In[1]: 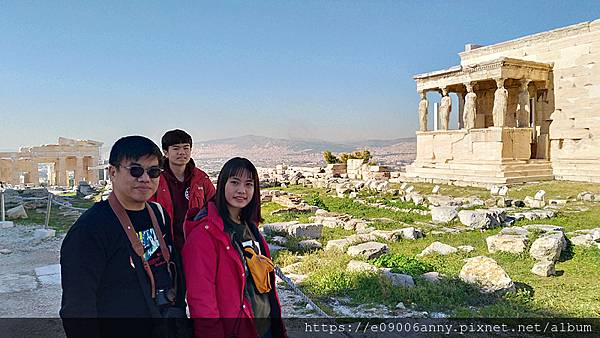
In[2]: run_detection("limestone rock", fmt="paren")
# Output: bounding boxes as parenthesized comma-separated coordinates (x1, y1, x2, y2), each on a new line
(498, 186, 509, 196)
(500, 226, 529, 236)
(458, 209, 505, 229)
(570, 234, 595, 246)
(398, 227, 423, 240)
(534, 190, 546, 201)
(578, 191, 594, 202)
(263, 221, 298, 235)
(523, 224, 563, 233)
(529, 233, 564, 262)
(270, 236, 288, 246)
(430, 206, 458, 223)
(411, 194, 425, 206)
(324, 234, 375, 251)
(298, 239, 322, 250)
(457, 245, 475, 253)
(380, 269, 415, 288)
(486, 234, 528, 254)
(459, 256, 515, 294)
(370, 230, 402, 242)
(524, 196, 546, 208)
(288, 223, 323, 239)
(346, 260, 378, 273)
(421, 271, 442, 282)
(6, 205, 27, 219)
(417, 241, 457, 257)
(531, 260, 556, 277)
(346, 242, 388, 260)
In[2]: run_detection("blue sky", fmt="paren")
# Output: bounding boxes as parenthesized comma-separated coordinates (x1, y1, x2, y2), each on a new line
(1, 1, 599, 151)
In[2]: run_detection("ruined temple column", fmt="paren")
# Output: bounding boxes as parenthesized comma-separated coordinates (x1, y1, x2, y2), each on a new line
(439, 87, 452, 130)
(492, 77, 508, 127)
(463, 82, 477, 130)
(89, 157, 100, 183)
(10, 159, 19, 185)
(56, 157, 67, 187)
(29, 161, 39, 185)
(516, 79, 531, 128)
(457, 90, 466, 129)
(418, 90, 429, 131)
(75, 156, 85, 184)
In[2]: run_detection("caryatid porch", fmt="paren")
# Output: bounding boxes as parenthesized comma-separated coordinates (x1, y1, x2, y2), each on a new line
(406, 57, 555, 187)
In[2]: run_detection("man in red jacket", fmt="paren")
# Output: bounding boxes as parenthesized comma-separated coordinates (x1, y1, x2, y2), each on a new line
(152, 129, 216, 253)
(151, 129, 215, 334)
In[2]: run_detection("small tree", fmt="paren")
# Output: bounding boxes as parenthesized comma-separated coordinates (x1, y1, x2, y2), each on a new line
(323, 150, 340, 164)
(323, 149, 372, 164)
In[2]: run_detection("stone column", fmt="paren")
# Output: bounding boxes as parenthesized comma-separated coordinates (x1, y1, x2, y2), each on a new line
(418, 90, 429, 132)
(463, 82, 477, 130)
(439, 87, 452, 130)
(75, 156, 85, 184)
(516, 79, 531, 128)
(457, 90, 466, 129)
(56, 157, 67, 187)
(492, 78, 508, 127)
(10, 159, 19, 185)
(29, 161, 39, 185)
(433, 103, 439, 131)
(89, 157, 100, 183)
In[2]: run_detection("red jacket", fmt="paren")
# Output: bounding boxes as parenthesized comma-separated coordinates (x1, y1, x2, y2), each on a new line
(182, 202, 287, 338)
(151, 166, 215, 245)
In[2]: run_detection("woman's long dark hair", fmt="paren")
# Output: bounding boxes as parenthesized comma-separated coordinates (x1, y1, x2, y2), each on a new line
(214, 157, 263, 225)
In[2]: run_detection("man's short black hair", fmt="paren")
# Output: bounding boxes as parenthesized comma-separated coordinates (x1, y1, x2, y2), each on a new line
(109, 135, 164, 167)
(161, 129, 192, 151)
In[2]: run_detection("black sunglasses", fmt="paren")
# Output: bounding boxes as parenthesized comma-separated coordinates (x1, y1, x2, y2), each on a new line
(122, 165, 162, 179)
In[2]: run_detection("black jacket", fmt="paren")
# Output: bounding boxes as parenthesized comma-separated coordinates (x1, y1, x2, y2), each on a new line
(60, 200, 172, 338)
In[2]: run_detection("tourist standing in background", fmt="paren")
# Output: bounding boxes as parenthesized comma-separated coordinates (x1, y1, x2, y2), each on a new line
(151, 129, 215, 335)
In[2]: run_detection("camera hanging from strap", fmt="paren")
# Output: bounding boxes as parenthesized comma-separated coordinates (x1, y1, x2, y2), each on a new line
(108, 192, 175, 299)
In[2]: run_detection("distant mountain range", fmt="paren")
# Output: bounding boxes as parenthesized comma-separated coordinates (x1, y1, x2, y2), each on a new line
(196, 134, 416, 153)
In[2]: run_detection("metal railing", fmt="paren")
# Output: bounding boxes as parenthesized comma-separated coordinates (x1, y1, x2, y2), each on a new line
(0, 191, 88, 228)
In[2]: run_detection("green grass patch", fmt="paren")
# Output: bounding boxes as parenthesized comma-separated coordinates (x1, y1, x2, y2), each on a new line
(371, 253, 434, 276)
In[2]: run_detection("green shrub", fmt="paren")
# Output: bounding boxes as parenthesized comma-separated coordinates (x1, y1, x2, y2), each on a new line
(307, 193, 328, 211)
(371, 253, 434, 276)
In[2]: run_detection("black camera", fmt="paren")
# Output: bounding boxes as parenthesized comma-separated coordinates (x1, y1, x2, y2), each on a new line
(155, 288, 176, 307)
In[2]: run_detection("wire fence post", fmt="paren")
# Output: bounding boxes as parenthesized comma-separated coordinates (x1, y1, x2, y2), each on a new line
(0, 190, 5, 222)
(44, 193, 53, 229)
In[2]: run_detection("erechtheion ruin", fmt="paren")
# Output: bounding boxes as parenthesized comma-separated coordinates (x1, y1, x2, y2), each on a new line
(0, 137, 102, 187)
(406, 19, 600, 186)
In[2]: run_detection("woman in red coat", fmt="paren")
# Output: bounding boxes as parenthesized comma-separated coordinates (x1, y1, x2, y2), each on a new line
(182, 157, 287, 338)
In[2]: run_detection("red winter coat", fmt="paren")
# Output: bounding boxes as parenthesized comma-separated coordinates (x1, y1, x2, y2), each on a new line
(151, 166, 215, 247)
(182, 202, 287, 338)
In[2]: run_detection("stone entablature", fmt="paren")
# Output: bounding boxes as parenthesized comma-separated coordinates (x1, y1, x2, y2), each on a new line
(0, 137, 102, 187)
(414, 58, 551, 93)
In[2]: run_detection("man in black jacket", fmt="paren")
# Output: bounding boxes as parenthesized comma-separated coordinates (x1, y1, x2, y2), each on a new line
(60, 136, 176, 338)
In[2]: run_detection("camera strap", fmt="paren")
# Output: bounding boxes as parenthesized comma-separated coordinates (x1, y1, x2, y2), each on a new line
(108, 192, 172, 299)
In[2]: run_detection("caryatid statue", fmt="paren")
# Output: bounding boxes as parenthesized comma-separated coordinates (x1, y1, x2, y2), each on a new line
(418, 90, 428, 131)
(516, 79, 531, 127)
(463, 83, 477, 130)
(492, 78, 508, 127)
(439, 87, 452, 130)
